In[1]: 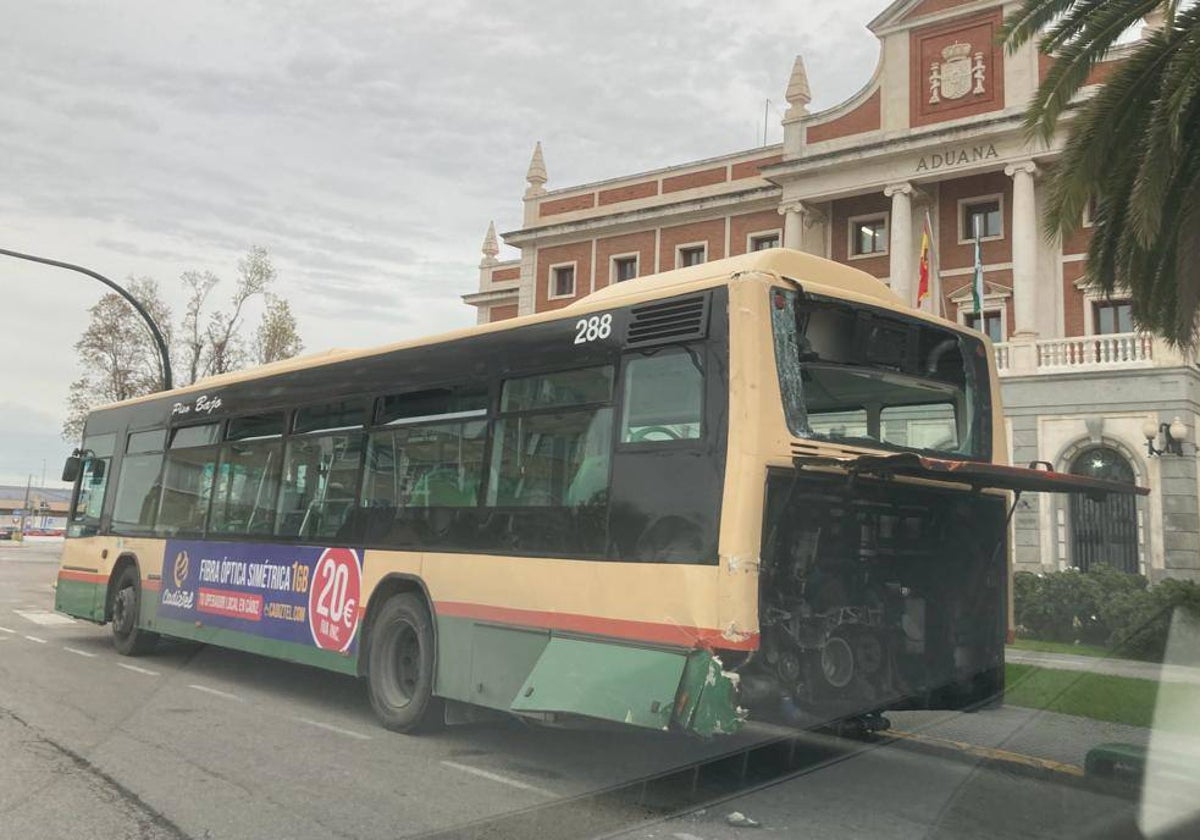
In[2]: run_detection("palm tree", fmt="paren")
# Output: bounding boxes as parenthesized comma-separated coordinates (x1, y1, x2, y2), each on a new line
(1002, 1, 1200, 346)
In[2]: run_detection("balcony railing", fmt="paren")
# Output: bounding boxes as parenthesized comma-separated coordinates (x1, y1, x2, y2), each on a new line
(994, 332, 1177, 376)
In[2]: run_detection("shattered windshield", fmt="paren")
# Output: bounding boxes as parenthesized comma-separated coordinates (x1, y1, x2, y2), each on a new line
(770, 286, 991, 460)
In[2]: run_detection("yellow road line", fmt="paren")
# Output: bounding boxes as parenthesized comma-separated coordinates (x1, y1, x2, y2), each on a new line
(889, 729, 1085, 777)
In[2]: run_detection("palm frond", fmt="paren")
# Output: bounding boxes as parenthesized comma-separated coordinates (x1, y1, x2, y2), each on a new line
(1000, 0, 1082, 51)
(1024, 0, 1165, 139)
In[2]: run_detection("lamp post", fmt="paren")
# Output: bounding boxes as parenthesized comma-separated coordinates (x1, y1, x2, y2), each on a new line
(1142, 416, 1189, 457)
(0, 247, 173, 390)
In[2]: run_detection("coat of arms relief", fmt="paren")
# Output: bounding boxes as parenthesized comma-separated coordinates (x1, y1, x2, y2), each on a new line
(929, 41, 986, 104)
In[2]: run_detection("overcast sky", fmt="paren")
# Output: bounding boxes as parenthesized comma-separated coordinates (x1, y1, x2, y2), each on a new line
(1, 0, 884, 487)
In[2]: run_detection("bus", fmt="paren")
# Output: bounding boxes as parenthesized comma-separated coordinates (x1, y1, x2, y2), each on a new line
(54, 249, 1145, 736)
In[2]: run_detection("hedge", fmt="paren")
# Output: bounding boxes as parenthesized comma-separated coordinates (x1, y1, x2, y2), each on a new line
(1013, 566, 1200, 661)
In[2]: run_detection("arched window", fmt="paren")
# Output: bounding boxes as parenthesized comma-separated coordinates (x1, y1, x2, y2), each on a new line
(1069, 446, 1138, 573)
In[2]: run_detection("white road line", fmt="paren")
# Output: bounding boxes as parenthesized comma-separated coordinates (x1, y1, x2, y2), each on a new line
(294, 718, 372, 741)
(63, 647, 97, 658)
(117, 663, 160, 676)
(13, 609, 75, 626)
(187, 684, 243, 702)
(440, 760, 557, 798)
(24, 635, 47, 644)
(0, 626, 15, 634)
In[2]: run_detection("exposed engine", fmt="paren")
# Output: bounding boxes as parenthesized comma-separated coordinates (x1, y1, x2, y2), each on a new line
(741, 471, 1008, 726)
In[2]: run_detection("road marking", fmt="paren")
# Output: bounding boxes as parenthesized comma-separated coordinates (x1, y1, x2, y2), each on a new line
(888, 729, 1085, 777)
(13, 609, 75, 626)
(187, 684, 243, 702)
(0, 626, 15, 634)
(63, 647, 97, 658)
(294, 717, 372, 741)
(24, 635, 48, 644)
(117, 663, 159, 676)
(440, 760, 557, 798)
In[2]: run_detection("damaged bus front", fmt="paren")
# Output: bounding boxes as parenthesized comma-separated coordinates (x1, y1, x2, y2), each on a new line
(727, 284, 1148, 730)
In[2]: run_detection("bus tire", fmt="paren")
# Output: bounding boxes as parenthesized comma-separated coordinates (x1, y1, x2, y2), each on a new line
(367, 593, 443, 732)
(111, 566, 159, 656)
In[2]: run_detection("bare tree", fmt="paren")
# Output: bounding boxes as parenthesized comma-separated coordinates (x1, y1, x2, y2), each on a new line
(179, 270, 219, 386)
(64, 247, 304, 439)
(205, 246, 275, 376)
(63, 277, 172, 439)
(254, 294, 304, 364)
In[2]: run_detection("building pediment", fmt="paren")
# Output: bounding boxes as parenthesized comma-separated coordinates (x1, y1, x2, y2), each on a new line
(869, 0, 1001, 35)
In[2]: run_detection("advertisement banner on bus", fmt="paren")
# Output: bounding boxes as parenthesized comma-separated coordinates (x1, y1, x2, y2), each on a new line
(158, 540, 362, 654)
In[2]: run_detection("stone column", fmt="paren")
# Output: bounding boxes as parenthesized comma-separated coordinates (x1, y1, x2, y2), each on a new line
(1006, 161, 1039, 337)
(779, 202, 804, 249)
(884, 182, 915, 305)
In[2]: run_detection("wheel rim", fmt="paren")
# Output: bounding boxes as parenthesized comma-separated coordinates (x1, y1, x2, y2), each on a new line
(380, 620, 421, 709)
(113, 586, 136, 636)
(821, 636, 855, 689)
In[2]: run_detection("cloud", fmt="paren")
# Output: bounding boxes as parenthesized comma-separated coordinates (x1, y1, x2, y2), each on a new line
(0, 0, 883, 445)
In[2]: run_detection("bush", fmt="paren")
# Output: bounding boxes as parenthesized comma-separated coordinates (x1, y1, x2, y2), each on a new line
(1012, 566, 1200, 661)
(1110, 577, 1200, 661)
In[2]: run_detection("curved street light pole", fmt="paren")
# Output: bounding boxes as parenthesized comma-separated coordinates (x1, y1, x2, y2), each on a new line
(0, 247, 173, 391)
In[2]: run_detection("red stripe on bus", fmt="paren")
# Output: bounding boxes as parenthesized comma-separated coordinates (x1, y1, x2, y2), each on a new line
(434, 601, 759, 651)
(143, 579, 162, 592)
(57, 569, 106, 585)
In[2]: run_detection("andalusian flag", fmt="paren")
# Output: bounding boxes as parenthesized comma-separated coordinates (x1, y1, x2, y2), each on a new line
(917, 211, 934, 310)
(972, 216, 984, 314)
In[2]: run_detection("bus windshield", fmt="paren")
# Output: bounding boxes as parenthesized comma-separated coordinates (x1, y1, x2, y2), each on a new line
(770, 286, 991, 460)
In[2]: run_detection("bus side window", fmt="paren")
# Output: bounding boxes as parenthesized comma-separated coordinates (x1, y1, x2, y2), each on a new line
(489, 366, 614, 508)
(361, 419, 486, 513)
(111, 428, 167, 534)
(276, 432, 363, 540)
(155, 424, 221, 536)
(620, 347, 704, 443)
(210, 413, 285, 536)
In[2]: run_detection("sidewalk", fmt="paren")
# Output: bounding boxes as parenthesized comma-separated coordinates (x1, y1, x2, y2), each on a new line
(1006, 646, 1200, 686)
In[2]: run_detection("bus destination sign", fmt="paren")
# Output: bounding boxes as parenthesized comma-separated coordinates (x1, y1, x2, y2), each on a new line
(157, 541, 362, 654)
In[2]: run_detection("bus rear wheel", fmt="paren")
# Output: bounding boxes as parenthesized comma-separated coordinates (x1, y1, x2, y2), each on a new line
(367, 593, 443, 732)
(110, 566, 159, 656)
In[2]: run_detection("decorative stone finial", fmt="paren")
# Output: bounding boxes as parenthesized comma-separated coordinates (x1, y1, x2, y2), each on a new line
(480, 221, 499, 267)
(525, 141, 548, 197)
(784, 54, 811, 119)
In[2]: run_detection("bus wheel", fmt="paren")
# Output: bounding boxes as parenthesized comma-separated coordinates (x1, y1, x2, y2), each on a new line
(111, 566, 159, 656)
(367, 593, 443, 732)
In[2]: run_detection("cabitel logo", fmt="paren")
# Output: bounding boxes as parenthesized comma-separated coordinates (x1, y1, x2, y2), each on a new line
(161, 588, 195, 609)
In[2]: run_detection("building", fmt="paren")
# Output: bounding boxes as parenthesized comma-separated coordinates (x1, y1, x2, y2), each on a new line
(0, 485, 70, 536)
(464, 0, 1198, 582)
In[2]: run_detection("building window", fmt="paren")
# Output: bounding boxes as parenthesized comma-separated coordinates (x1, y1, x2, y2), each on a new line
(612, 255, 638, 283)
(677, 245, 706, 268)
(1093, 300, 1133, 335)
(749, 232, 780, 252)
(1082, 196, 1098, 228)
(849, 215, 887, 257)
(964, 310, 1003, 343)
(549, 264, 575, 299)
(961, 197, 1003, 241)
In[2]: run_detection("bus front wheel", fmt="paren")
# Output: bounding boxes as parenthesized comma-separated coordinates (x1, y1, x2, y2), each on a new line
(110, 566, 159, 656)
(367, 593, 443, 732)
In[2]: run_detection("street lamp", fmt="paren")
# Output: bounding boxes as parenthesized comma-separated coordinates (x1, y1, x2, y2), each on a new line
(1142, 416, 1189, 457)
(0, 247, 173, 390)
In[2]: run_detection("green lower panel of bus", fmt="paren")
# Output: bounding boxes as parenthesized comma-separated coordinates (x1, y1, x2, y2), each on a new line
(55, 578, 105, 622)
(150, 616, 360, 676)
(434, 614, 743, 736)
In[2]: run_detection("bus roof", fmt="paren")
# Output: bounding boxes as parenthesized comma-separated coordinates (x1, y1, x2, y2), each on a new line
(93, 248, 909, 412)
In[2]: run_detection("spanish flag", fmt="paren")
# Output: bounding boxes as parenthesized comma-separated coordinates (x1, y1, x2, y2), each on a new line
(917, 211, 934, 310)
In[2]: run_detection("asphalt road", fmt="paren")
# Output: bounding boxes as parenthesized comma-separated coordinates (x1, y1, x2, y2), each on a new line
(0, 542, 1148, 840)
